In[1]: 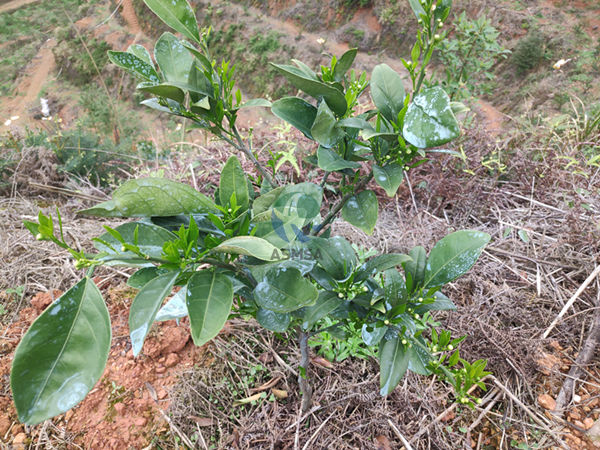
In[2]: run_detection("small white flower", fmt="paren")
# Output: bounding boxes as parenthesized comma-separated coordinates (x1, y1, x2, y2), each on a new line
(175, 123, 182, 131)
(316, 37, 325, 45)
(4, 119, 11, 126)
(10, 115, 19, 121)
(431, 4, 436, 11)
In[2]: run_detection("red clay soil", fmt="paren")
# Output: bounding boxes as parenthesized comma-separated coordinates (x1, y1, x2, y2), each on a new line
(0, 281, 212, 448)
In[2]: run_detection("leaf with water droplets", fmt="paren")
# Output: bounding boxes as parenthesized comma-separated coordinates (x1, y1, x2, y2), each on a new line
(402, 87, 460, 149)
(372, 163, 404, 197)
(11, 278, 111, 425)
(108, 51, 160, 82)
(341, 190, 378, 234)
(254, 267, 318, 313)
(423, 230, 490, 288)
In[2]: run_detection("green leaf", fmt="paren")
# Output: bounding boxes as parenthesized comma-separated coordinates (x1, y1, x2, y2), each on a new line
(252, 186, 286, 216)
(271, 97, 317, 139)
(307, 236, 357, 280)
(407, 0, 426, 19)
(93, 222, 176, 263)
(372, 163, 404, 197)
(239, 98, 272, 108)
(128, 267, 165, 289)
(383, 269, 406, 307)
(11, 278, 111, 425)
(127, 44, 154, 67)
(408, 339, 432, 375)
(371, 64, 406, 123)
(301, 291, 341, 330)
(154, 32, 194, 84)
(80, 178, 217, 217)
(219, 156, 249, 211)
(252, 208, 306, 248)
(187, 271, 233, 346)
(402, 87, 460, 149)
(341, 190, 378, 234)
(415, 291, 456, 313)
(403, 246, 427, 290)
(333, 48, 358, 82)
(137, 81, 184, 104)
(317, 146, 361, 171)
(311, 101, 345, 148)
(271, 63, 348, 116)
(129, 271, 179, 356)
(143, 0, 200, 43)
(271, 182, 323, 227)
(379, 336, 409, 396)
(155, 288, 187, 321)
(254, 267, 318, 313)
(362, 324, 387, 346)
(108, 51, 160, 82)
(256, 309, 291, 332)
(423, 230, 490, 288)
(213, 236, 283, 261)
(355, 253, 412, 282)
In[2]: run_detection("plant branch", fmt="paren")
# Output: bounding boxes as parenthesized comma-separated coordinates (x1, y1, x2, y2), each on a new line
(297, 329, 313, 414)
(230, 124, 276, 187)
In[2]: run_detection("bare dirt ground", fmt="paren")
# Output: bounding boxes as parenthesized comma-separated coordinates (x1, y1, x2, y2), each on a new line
(0, 0, 38, 14)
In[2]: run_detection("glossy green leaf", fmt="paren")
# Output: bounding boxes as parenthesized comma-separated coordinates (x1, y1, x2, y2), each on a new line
(188, 62, 214, 99)
(137, 81, 185, 104)
(341, 190, 378, 234)
(271, 63, 347, 116)
(252, 186, 285, 216)
(408, 339, 432, 375)
(247, 257, 315, 283)
(307, 236, 357, 280)
(239, 98, 272, 108)
(187, 271, 233, 346)
(415, 291, 456, 313)
(213, 236, 283, 261)
(301, 291, 341, 330)
(402, 87, 460, 149)
(333, 48, 358, 82)
(128, 267, 166, 289)
(256, 309, 291, 332)
(362, 324, 387, 346)
(311, 101, 345, 148)
(254, 267, 318, 313)
(379, 336, 409, 395)
(108, 51, 160, 82)
(407, 0, 426, 19)
(271, 97, 317, 139)
(219, 156, 249, 211)
(80, 178, 217, 217)
(252, 208, 306, 248)
(127, 44, 154, 67)
(93, 222, 176, 263)
(383, 269, 406, 307)
(11, 278, 111, 425)
(423, 230, 490, 288)
(154, 32, 194, 84)
(355, 253, 412, 282)
(271, 182, 323, 227)
(403, 246, 427, 290)
(155, 288, 187, 321)
(371, 64, 406, 123)
(373, 163, 404, 197)
(129, 271, 179, 356)
(143, 0, 200, 43)
(140, 97, 182, 114)
(317, 146, 361, 171)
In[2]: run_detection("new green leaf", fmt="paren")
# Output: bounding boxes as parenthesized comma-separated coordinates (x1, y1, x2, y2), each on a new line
(219, 156, 249, 211)
(213, 236, 283, 261)
(11, 278, 111, 425)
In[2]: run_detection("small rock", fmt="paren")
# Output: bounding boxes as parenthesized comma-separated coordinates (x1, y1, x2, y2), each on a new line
(538, 394, 556, 411)
(157, 388, 168, 400)
(0, 416, 10, 436)
(13, 432, 27, 444)
(65, 409, 74, 421)
(584, 418, 595, 429)
(155, 365, 166, 374)
(573, 394, 582, 403)
(134, 417, 147, 427)
(588, 418, 600, 443)
(574, 420, 585, 429)
(113, 403, 125, 414)
(164, 353, 179, 368)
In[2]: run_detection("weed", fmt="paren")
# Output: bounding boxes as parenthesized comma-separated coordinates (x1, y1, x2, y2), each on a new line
(511, 31, 546, 75)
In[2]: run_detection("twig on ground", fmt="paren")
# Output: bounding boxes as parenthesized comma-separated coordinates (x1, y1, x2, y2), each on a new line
(542, 265, 600, 338)
(387, 419, 414, 450)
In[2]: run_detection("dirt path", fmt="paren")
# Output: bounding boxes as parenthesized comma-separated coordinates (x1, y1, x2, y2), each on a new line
(120, 0, 141, 36)
(1, 38, 56, 128)
(477, 99, 506, 138)
(0, 0, 39, 14)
